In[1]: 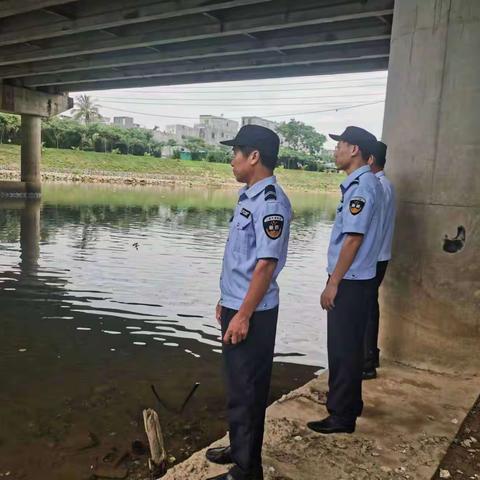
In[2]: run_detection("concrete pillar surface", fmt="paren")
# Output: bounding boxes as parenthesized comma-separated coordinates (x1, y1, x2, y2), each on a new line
(381, 0, 480, 373)
(20, 114, 41, 195)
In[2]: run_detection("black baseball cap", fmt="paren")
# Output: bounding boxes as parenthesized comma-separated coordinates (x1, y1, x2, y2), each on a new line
(329, 126, 377, 157)
(220, 124, 280, 160)
(373, 141, 387, 163)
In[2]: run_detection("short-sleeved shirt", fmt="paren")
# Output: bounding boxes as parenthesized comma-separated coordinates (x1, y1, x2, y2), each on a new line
(376, 170, 396, 262)
(327, 165, 384, 280)
(220, 176, 292, 311)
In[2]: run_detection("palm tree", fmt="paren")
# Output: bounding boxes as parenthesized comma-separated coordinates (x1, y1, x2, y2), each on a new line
(73, 95, 101, 124)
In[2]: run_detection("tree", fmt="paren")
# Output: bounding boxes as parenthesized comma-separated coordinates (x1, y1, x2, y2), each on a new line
(184, 136, 208, 160)
(277, 119, 327, 156)
(72, 94, 101, 124)
(0, 113, 20, 144)
(43, 117, 69, 148)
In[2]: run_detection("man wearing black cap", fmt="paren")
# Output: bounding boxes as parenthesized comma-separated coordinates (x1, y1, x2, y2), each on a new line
(206, 125, 292, 480)
(363, 141, 396, 380)
(307, 126, 384, 434)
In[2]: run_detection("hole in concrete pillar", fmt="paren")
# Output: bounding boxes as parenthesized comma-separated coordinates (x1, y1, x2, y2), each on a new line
(443, 226, 466, 253)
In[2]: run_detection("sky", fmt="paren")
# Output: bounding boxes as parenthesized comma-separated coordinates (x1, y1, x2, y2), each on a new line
(74, 70, 388, 149)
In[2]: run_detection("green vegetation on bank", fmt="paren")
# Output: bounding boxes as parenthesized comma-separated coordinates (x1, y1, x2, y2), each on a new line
(0, 144, 344, 192)
(0, 111, 335, 172)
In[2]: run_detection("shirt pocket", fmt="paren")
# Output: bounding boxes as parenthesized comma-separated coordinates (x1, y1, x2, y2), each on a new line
(233, 215, 254, 255)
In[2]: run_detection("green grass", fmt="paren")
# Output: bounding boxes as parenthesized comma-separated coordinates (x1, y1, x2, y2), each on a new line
(0, 144, 344, 192)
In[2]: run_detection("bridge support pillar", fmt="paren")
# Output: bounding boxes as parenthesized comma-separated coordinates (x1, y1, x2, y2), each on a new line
(20, 114, 42, 197)
(380, 0, 480, 373)
(0, 84, 72, 198)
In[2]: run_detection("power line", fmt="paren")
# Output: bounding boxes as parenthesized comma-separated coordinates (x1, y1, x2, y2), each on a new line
(95, 93, 385, 104)
(98, 100, 379, 107)
(92, 82, 387, 96)
(99, 100, 385, 121)
(263, 100, 385, 118)
(100, 75, 388, 91)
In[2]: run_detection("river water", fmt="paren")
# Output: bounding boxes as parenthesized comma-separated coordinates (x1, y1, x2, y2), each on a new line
(0, 182, 338, 479)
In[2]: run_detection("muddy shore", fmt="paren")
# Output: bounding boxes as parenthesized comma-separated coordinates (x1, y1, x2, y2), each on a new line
(161, 362, 480, 480)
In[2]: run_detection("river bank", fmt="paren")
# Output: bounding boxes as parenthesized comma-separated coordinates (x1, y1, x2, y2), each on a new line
(162, 362, 480, 480)
(0, 144, 343, 192)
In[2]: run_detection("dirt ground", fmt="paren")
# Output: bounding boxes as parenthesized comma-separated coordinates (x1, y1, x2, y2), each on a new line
(161, 362, 480, 480)
(434, 394, 480, 480)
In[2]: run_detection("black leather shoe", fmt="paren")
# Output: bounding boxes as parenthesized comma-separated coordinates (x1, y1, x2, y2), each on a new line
(307, 415, 355, 434)
(362, 368, 377, 380)
(205, 446, 233, 465)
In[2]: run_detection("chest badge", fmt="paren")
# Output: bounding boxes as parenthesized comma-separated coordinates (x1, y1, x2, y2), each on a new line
(263, 214, 284, 240)
(349, 196, 366, 215)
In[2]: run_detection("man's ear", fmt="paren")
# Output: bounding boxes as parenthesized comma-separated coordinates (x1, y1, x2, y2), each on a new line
(351, 144, 360, 158)
(249, 149, 261, 166)
(367, 155, 374, 166)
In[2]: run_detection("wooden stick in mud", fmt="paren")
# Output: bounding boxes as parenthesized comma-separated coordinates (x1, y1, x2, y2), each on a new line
(143, 408, 167, 476)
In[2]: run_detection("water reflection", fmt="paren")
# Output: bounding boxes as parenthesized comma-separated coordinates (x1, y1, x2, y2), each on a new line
(0, 183, 338, 480)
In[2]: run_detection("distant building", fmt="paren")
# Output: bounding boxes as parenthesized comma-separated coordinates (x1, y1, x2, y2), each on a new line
(242, 116, 278, 131)
(150, 115, 240, 147)
(152, 130, 176, 144)
(165, 124, 198, 142)
(113, 116, 134, 129)
(241, 116, 284, 144)
(196, 115, 238, 145)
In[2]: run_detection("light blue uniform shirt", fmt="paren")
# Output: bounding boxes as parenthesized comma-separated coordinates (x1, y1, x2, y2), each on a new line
(220, 176, 292, 311)
(327, 165, 384, 280)
(376, 170, 396, 262)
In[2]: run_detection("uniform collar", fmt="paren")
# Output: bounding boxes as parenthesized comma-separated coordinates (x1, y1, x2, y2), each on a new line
(240, 175, 277, 199)
(375, 170, 385, 178)
(340, 165, 371, 193)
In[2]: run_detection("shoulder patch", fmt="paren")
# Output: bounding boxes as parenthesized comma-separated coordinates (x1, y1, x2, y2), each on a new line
(264, 184, 277, 201)
(349, 196, 366, 215)
(263, 214, 284, 240)
(240, 208, 251, 219)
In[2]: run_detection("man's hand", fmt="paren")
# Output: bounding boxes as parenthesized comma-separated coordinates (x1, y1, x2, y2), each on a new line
(223, 312, 250, 345)
(321, 281, 338, 311)
(215, 301, 222, 325)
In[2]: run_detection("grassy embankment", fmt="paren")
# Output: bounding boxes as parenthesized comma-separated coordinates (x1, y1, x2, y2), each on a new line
(0, 144, 343, 192)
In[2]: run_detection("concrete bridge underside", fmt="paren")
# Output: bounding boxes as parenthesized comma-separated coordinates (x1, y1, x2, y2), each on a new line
(0, 0, 394, 194)
(0, 0, 478, 374)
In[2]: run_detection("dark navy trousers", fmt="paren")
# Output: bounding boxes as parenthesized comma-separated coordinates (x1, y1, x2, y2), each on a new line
(326, 278, 375, 422)
(364, 260, 389, 370)
(221, 306, 278, 478)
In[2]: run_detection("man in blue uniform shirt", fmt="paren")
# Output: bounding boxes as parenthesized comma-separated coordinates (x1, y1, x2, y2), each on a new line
(206, 125, 292, 480)
(363, 141, 396, 380)
(307, 126, 384, 434)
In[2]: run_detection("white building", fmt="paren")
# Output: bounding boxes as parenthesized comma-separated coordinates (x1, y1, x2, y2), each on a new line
(196, 115, 239, 145)
(165, 124, 198, 142)
(241, 116, 278, 132)
(113, 116, 134, 129)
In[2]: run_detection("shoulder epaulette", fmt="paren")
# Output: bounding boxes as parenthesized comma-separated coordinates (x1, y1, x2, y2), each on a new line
(264, 184, 277, 201)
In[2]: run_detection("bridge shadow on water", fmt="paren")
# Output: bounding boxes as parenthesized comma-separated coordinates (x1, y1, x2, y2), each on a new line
(0, 184, 333, 479)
